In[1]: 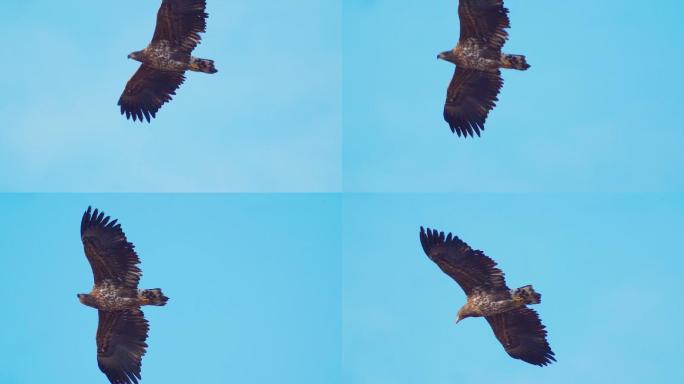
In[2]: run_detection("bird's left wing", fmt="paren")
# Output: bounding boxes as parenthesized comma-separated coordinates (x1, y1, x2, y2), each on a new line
(96, 309, 149, 384)
(443, 67, 503, 137)
(485, 307, 556, 366)
(118, 65, 186, 122)
(420, 227, 507, 295)
(458, 0, 510, 51)
(81, 207, 141, 288)
(152, 0, 208, 53)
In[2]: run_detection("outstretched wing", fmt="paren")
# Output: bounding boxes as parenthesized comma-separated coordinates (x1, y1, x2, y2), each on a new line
(443, 68, 502, 137)
(81, 207, 141, 288)
(485, 307, 556, 366)
(458, 0, 510, 51)
(420, 227, 507, 295)
(96, 309, 149, 384)
(152, 0, 208, 53)
(118, 65, 186, 122)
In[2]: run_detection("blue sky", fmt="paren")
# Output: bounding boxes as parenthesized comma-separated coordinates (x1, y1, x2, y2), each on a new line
(343, 0, 684, 192)
(0, 194, 341, 383)
(343, 193, 684, 383)
(0, 1, 340, 192)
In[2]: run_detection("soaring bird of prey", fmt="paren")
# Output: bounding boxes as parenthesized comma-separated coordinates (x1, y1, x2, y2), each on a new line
(118, 0, 217, 122)
(419, 227, 555, 366)
(78, 207, 168, 384)
(437, 0, 529, 137)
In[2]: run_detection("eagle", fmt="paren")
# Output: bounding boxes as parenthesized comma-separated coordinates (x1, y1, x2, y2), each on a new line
(118, 0, 217, 122)
(419, 227, 555, 366)
(437, 0, 529, 137)
(78, 207, 169, 384)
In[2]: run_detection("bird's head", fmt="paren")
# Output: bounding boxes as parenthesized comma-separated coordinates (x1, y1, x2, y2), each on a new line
(127, 51, 143, 62)
(77, 293, 97, 307)
(437, 50, 457, 64)
(455, 307, 471, 324)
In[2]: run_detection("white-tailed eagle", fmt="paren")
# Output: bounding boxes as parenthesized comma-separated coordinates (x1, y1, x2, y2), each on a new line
(119, 0, 217, 122)
(420, 227, 555, 366)
(437, 0, 529, 137)
(78, 207, 169, 383)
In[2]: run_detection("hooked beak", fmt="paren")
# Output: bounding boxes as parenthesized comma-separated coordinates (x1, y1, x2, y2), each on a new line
(455, 315, 462, 324)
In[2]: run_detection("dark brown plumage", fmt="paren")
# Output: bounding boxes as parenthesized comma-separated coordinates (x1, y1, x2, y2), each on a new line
(438, 0, 529, 137)
(79, 207, 168, 384)
(443, 68, 503, 137)
(96, 309, 149, 384)
(118, 66, 187, 123)
(118, 0, 216, 122)
(152, 0, 208, 53)
(420, 227, 555, 366)
(486, 308, 554, 367)
(81, 207, 141, 289)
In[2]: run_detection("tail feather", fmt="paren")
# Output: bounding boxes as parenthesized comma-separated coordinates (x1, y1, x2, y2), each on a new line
(513, 285, 541, 305)
(501, 54, 530, 70)
(139, 288, 169, 306)
(189, 57, 217, 74)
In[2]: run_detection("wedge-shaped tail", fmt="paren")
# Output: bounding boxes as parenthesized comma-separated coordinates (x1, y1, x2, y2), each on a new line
(139, 288, 169, 306)
(500, 54, 530, 70)
(189, 57, 218, 73)
(512, 285, 541, 305)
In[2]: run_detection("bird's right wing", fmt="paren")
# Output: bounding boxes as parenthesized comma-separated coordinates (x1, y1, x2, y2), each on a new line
(118, 65, 186, 122)
(458, 0, 510, 51)
(96, 309, 149, 384)
(443, 67, 503, 137)
(420, 227, 507, 295)
(485, 307, 556, 366)
(81, 207, 142, 288)
(152, 0, 208, 52)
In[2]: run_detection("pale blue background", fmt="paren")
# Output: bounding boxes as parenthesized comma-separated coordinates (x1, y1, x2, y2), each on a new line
(343, 0, 684, 191)
(343, 193, 684, 383)
(0, 194, 341, 383)
(0, 1, 340, 191)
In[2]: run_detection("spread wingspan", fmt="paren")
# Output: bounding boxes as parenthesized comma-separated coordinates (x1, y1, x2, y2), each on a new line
(440, 0, 521, 136)
(119, 0, 211, 122)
